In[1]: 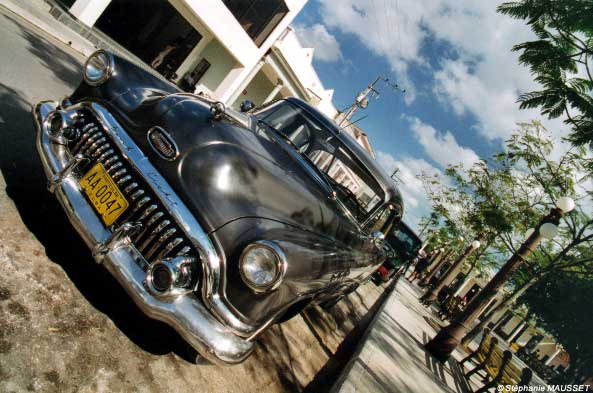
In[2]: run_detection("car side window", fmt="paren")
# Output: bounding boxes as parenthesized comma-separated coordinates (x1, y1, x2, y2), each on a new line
(258, 103, 313, 152)
(368, 205, 398, 234)
(309, 148, 382, 222)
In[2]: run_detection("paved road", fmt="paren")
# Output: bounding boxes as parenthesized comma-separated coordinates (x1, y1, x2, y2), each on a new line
(0, 8, 386, 393)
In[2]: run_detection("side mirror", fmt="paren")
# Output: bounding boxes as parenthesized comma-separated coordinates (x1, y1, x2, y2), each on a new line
(371, 231, 385, 246)
(240, 100, 255, 113)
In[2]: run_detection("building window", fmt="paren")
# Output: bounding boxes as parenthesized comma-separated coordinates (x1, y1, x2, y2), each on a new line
(223, 0, 288, 47)
(179, 58, 211, 92)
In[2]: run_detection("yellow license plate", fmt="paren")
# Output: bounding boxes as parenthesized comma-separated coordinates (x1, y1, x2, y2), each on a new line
(80, 163, 129, 226)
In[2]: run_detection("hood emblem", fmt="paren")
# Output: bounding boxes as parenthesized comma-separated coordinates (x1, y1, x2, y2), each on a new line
(147, 127, 179, 161)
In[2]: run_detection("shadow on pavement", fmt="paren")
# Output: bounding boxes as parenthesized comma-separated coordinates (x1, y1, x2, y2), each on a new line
(303, 280, 396, 393)
(2, 12, 81, 86)
(251, 324, 303, 393)
(0, 11, 397, 390)
(448, 357, 474, 393)
(0, 33, 188, 359)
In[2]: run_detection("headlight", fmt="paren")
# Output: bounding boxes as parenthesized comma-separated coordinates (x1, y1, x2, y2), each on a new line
(83, 50, 114, 86)
(239, 241, 287, 293)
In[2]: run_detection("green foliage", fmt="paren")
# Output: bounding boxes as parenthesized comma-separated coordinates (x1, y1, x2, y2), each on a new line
(498, 0, 593, 148)
(520, 271, 593, 381)
(422, 121, 593, 374)
(420, 120, 593, 292)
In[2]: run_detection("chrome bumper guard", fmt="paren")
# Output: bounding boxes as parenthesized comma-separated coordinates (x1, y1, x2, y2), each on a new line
(33, 101, 254, 364)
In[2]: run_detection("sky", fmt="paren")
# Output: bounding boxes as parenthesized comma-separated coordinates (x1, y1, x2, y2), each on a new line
(291, 0, 568, 233)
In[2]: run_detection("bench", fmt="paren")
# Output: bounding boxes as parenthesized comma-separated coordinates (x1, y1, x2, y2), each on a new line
(459, 329, 533, 392)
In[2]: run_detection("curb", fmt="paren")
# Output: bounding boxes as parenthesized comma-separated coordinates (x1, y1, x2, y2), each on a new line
(330, 277, 400, 392)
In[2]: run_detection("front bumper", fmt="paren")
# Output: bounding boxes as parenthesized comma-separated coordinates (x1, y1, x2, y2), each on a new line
(33, 100, 254, 364)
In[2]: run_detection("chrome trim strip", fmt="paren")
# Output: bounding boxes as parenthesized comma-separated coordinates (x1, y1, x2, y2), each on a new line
(33, 101, 254, 364)
(85, 103, 256, 335)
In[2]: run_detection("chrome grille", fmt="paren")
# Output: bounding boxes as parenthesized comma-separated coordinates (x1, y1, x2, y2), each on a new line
(67, 109, 198, 266)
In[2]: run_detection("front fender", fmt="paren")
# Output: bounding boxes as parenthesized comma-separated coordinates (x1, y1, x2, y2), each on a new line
(213, 217, 384, 328)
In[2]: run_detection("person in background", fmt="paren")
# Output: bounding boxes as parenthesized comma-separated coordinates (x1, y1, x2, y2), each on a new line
(151, 38, 182, 70)
(406, 250, 432, 282)
(399, 249, 425, 278)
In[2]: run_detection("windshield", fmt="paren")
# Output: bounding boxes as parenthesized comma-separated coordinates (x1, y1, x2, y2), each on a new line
(387, 225, 421, 258)
(256, 100, 385, 223)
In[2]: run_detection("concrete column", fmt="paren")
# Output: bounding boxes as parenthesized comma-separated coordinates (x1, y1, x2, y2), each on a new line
(263, 80, 284, 104)
(453, 277, 473, 298)
(225, 60, 265, 106)
(492, 311, 514, 334)
(507, 320, 527, 343)
(70, 0, 112, 27)
(545, 347, 562, 366)
(477, 297, 497, 319)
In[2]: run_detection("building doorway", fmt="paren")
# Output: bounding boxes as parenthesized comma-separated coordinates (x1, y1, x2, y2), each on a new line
(95, 0, 201, 79)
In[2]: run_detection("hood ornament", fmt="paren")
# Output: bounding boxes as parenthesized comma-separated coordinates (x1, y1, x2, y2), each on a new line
(210, 101, 226, 120)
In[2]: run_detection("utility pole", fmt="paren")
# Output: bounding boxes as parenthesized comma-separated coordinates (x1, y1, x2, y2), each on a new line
(339, 75, 405, 126)
(390, 167, 402, 183)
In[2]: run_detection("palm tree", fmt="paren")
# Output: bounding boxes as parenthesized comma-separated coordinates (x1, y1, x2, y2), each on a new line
(498, 0, 593, 148)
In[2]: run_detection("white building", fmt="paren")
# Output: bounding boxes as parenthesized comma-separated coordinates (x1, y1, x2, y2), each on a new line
(65, 0, 336, 118)
(229, 26, 337, 115)
(63, 0, 379, 162)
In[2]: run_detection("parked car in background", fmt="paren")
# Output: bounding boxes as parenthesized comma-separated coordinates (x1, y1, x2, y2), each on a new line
(372, 222, 422, 284)
(32, 51, 404, 364)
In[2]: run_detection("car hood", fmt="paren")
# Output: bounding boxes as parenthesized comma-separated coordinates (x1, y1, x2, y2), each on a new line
(108, 94, 352, 238)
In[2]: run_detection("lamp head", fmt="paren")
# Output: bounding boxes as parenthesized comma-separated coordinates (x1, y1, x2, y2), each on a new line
(539, 222, 559, 240)
(556, 196, 575, 213)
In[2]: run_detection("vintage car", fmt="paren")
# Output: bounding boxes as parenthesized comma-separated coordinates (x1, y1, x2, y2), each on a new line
(32, 50, 403, 364)
(372, 221, 422, 284)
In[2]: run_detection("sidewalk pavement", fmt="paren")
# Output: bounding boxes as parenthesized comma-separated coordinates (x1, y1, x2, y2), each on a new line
(0, 0, 161, 78)
(332, 279, 476, 393)
(0, 0, 95, 57)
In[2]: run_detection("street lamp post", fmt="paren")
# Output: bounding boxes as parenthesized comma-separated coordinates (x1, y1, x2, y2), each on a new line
(419, 248, 453, 287)
(420, 238, 481, 305)
(425, 198, 574, 363)
(421, 247, 443, 274)
(429, 247, 443, 264)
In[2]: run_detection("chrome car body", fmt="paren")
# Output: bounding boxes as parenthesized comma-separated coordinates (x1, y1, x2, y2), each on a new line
(33, 51, 403, 364)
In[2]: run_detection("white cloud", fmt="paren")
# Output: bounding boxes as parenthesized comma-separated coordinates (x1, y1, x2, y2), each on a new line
(294, 23, 342, 62)
(315, 0, 571, 141)
(317, 0, 431, 104)
(406, 116, 480, 170)
(376, 150, 444, 230)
